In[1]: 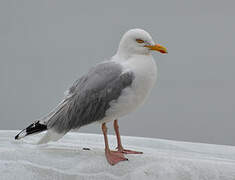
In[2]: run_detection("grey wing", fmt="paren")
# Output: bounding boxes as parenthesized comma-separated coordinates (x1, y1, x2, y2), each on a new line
(46, 61, 134, 133)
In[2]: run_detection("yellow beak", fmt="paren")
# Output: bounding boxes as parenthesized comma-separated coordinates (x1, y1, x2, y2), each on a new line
(145, 44, 168, 54)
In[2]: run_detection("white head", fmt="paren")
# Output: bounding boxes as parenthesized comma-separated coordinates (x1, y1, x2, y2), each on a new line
(117, 28, 167, 58)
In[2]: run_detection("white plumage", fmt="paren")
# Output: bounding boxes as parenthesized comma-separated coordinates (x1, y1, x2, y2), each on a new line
(15, 28, 167, 165)
(105, 54, 157, 121)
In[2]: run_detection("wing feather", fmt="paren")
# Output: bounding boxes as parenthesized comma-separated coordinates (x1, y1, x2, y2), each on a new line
(46, 61, 134, 133)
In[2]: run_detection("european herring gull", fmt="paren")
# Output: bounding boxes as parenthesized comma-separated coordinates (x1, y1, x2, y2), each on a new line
(15, 28, 167, 165)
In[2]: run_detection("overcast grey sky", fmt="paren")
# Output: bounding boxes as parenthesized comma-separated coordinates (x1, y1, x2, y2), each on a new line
(0, 0, 235, 145)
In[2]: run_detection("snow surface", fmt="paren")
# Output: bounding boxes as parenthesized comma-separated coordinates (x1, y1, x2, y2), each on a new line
(1, 130, 235, 180)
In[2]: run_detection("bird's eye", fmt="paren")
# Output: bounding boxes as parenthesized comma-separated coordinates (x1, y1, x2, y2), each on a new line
(136, 39, 144, 43)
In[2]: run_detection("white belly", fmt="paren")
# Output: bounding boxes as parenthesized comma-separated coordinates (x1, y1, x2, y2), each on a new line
(104, 55, 157, 121)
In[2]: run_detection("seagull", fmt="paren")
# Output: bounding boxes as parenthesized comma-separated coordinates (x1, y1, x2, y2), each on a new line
(15, 28, 167, 165)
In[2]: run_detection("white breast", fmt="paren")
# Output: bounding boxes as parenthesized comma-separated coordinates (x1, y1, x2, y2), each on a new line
(104, 55, 157, 121)
(126, 54, 157, 106)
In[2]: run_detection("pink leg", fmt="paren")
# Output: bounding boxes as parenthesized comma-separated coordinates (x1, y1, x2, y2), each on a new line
(102, 123, 128, 165)
(114, 120, 143, 154)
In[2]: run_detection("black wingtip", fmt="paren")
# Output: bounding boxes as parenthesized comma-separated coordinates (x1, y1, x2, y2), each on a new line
(14, 128, 26, 140)
(15, 134, 19, 140)
(15, 121, 47, 141)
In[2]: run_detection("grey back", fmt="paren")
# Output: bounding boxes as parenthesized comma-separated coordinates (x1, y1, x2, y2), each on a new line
(46, 61, 134, 133)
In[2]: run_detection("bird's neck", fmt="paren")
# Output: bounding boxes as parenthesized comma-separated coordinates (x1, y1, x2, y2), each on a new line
(113, 53, 157, 74)
(115, 49, 151, 61)
(116, 49, 130, 60)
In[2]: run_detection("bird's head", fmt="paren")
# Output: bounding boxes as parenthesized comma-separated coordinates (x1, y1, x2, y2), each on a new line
(117, 28, 167, 58)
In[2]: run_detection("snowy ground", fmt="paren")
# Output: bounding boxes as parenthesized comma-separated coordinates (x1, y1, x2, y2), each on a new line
(0, 131, 235, 180)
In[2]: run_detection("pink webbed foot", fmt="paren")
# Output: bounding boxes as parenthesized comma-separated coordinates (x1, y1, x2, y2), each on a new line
(105, 149, 128, 165)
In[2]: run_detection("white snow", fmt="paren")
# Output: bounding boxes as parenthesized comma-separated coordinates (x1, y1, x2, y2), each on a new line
(1, 130, 235, 180)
